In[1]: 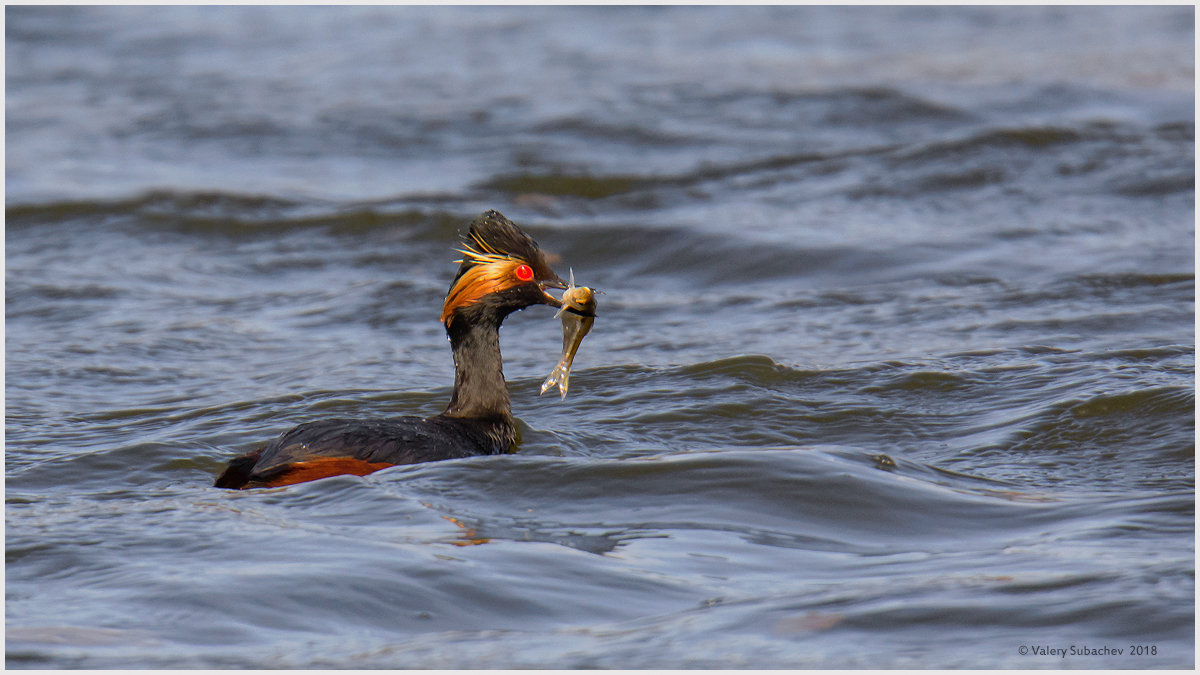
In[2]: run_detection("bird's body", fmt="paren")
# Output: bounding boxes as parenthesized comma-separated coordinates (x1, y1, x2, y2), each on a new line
(213, 415, 504, 489)
(214, 210, 570, 489)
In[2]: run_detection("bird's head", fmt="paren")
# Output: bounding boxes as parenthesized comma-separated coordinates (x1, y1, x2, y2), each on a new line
(441, 210, 567, 329)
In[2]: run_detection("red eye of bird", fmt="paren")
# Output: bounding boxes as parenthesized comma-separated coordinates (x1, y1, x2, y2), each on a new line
(515, 264, 534, 282)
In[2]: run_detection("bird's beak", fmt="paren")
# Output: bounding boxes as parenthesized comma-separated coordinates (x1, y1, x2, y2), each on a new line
(538, 275, 569, 308)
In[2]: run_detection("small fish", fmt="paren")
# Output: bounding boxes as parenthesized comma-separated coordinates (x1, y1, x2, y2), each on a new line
(540, 271, 597, 399)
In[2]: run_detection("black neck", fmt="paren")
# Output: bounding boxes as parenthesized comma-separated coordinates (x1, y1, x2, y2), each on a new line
(442, 314, 514, 437)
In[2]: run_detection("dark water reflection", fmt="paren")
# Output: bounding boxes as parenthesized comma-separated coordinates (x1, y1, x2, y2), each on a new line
(6, 5, 1194, 669)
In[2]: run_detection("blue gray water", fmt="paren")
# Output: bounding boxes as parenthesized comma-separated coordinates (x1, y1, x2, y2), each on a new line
(6, 5, 1194, 669)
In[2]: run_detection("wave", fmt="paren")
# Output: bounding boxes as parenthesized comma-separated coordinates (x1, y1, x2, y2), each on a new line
(4, 190, 473, 238)
(532, 350, 1195, 490)
(7, 191, 917, 287)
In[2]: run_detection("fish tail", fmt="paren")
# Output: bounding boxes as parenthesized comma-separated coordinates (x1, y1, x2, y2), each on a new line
(539, 361, 571, 398)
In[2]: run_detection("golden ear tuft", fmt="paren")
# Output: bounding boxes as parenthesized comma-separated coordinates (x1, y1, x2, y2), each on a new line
(456, 230, 511, 264)
(441, 255, 525, 326)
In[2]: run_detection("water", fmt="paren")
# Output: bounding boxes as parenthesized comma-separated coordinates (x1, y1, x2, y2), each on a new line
(5, 5, 1194, 669)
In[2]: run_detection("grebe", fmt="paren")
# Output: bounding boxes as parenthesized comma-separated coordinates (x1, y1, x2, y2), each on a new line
(214, 210, 571, 489)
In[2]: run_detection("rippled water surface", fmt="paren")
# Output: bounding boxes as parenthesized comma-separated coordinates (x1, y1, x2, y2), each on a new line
(6, 6, 1195, 669)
